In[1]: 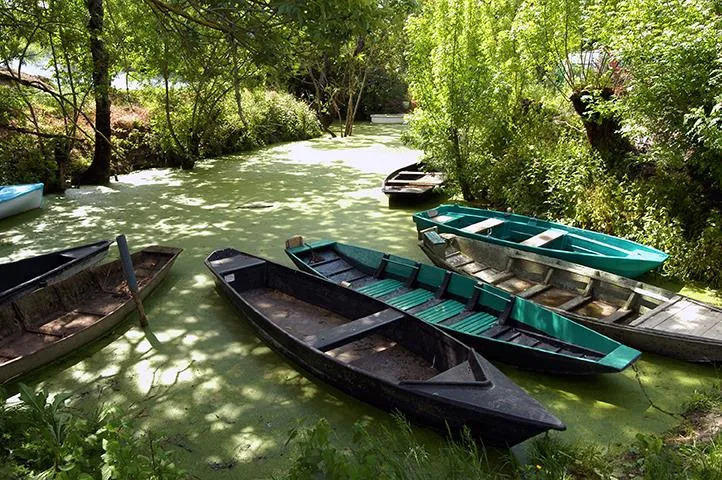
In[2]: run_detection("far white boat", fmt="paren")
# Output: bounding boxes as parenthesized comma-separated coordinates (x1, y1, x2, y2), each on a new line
(0, 183, 44, 220)
(370, 113, 405, 124)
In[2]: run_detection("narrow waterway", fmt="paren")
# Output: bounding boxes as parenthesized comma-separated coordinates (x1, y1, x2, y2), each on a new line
(1, 124, 719, 478)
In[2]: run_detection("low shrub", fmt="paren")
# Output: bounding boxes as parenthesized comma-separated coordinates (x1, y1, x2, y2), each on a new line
(0, 384, 184, 480)
(281, 415, 512, 480)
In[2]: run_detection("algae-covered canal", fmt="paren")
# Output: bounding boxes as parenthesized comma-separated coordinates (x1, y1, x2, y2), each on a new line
(1, 124, 720, 478)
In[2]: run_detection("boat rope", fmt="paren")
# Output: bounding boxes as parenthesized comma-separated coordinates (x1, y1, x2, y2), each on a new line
(632, 364, 680, 419)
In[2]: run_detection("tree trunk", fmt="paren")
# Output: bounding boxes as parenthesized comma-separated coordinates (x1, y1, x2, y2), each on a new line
(450, 127, 475, 201)
(79, 0, 111, 185)
(570, 88, 634, 165)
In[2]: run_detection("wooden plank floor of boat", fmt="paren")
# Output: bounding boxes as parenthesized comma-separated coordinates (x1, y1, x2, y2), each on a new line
(302, 252, 605, 360)
(444, 253, 624, 320)
(632, 299, 722, 339)
(244, 288, 439, 382)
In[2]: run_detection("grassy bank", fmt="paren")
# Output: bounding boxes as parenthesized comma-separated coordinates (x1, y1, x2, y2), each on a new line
(279, 384, 722, 480)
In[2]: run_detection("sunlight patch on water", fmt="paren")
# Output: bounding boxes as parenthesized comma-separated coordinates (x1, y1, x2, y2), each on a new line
(118, 168, 183, 187)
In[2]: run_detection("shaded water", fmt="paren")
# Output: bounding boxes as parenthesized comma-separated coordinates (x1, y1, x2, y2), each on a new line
(1, 124, 719, 478)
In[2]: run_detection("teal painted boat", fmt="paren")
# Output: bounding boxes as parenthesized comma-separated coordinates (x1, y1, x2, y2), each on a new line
(285, 237, 641, 375)
(412, 205, 668, 278)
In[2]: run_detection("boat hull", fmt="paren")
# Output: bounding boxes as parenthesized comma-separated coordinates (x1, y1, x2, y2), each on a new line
(207, 249, 565, 446)
(0, 246, 182, 383)
(420, 231, 722, 362)
(413, 205, 668, 278)
(0, 183, 43, 220)
(0, 240, 113, 304)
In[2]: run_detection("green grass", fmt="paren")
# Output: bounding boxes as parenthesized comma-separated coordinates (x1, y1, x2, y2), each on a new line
(280, 385, 722, 480)
(279, 415, 515, 480)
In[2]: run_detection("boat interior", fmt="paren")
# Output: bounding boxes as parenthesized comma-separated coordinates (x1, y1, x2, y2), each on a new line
(209, 252, 488, 385)
(430, 212, 632, 257)
(291, 244, 608, 362)
(0, 250, 173, 366)
(424, 230, 667, 325)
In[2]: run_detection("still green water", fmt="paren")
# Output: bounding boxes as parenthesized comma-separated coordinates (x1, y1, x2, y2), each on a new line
(1, 124, 719, 478)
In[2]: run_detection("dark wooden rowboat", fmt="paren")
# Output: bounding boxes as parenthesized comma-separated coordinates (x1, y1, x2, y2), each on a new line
(205, 248, 565, 446)
(0, 240, 113, 305)
(419, 227, 722, 363)
(285, 238, 640, 375)
(0, 246, 182, 383)
(382, 163, 445, 201)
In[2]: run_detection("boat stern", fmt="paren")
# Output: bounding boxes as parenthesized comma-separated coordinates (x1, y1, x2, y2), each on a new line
(598, 344, 642, 372)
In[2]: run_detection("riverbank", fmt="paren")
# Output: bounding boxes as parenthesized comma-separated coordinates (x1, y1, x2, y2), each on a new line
(1, 124, 720, 478)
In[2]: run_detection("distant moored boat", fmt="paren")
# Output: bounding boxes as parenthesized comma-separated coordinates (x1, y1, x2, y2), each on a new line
(413, 205, 668, 278)
(382, 163, 446, 202)
(0, 183, 44, 220)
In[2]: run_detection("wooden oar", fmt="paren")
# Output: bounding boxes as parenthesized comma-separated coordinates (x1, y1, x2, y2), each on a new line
(116, 234, 148, 327)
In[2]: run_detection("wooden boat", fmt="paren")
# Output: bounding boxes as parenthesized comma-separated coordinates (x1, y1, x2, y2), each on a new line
(382, 163, 446, 201)
(0, 240, 113, 304)
(285, 238, 640, 375)
(413, 205, 668, 278)
(0, 246, 182, 383)
(206, 248, 565, 446)
(419, 227, 722, 363)
(0, 183, 44, 220)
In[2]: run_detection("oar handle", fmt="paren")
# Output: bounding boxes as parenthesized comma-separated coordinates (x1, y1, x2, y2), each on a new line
(116, 234, 148, 327)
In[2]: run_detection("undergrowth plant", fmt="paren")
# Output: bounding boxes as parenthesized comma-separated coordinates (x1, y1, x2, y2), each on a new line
(0, 384, 184, 480)
(280, 415, 513, 480)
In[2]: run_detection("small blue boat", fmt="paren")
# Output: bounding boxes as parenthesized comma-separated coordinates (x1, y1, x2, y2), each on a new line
(0, 183, 44, 220)
(413, 205, 668, 278)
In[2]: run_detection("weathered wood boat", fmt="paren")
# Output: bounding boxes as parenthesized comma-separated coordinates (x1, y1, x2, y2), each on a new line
(419, 227, 722, 363)
(206, 248, 565, 446)
(382, 163, 446, 201)
(0, 246, 182, 383)
(285, 238, 640, 375)
(413, 205, 668, 278)
(0, 183, 43, 220)
(0, 240, 113, 304)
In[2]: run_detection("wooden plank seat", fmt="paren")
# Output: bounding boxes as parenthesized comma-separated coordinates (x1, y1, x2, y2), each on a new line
(461, 218, 505, 234)
(521, 229, 565, 248)
(306, 308, 406, 352)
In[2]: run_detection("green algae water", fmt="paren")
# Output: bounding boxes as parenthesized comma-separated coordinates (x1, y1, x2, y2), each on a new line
(1, 124, 719, 478)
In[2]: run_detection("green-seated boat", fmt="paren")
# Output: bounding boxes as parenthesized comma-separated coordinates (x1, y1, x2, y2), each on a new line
(412, 205, 668, 278)
(285, 237, 641, 375)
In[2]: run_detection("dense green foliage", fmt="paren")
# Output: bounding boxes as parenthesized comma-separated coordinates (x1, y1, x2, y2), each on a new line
(0, 384, 183, 479)
(0, 85, 321, 186)
(405, 0, 722, 286)
(281, 416, 509, 480)
(1, 0, 404, 185)
(282, 384, 722, 480)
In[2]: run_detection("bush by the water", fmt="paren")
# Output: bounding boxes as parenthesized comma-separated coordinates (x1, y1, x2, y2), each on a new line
(0, 384, 183, 479)
(0, 85, 322, 188)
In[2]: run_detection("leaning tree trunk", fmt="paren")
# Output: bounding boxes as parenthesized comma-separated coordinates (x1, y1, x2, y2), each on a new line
(79, 0, 111, 185)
